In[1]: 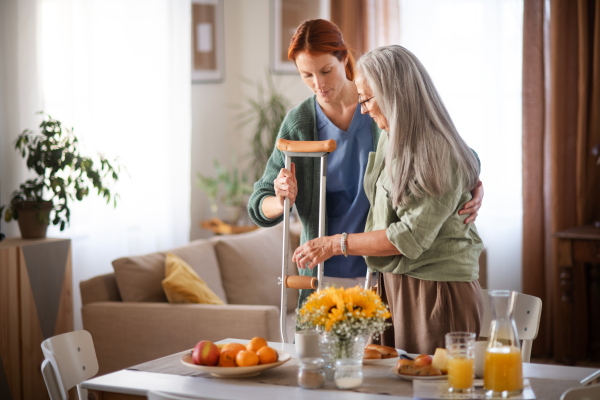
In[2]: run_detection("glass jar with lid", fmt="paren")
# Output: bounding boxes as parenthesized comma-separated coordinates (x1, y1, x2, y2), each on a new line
(334, 358, 363, 389)
(298, 357, 325, 389)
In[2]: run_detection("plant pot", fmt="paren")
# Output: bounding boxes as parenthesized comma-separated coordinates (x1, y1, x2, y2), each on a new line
(217, 205, 241, 224)
(13, 200, 53, 239)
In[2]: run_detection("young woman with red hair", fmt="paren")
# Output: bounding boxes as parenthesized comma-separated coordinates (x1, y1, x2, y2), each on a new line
(247, 19, 483, 307)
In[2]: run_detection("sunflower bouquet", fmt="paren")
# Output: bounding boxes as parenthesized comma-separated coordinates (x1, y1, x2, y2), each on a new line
(296, 286, 391, 340)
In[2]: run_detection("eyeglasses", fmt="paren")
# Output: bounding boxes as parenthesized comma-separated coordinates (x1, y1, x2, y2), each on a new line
(358, 95, 374, 111)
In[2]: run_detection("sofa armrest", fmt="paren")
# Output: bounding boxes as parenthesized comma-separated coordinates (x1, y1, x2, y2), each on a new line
(80, 273, 121, 304)
(82, 302, 280, 375)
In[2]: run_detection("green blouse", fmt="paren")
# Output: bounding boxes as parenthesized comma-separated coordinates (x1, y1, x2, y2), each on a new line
(363, 131, 483, 282)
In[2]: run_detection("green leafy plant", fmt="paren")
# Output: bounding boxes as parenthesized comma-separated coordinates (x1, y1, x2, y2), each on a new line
(235, 73, 290, 180)
(197, 159, 253, 212)
(0, 112, 123, 231)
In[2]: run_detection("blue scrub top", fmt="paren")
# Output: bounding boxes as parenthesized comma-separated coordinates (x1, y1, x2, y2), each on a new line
(315, 98, 374, 278)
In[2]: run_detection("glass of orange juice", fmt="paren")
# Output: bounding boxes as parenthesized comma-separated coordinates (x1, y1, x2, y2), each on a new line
(445, 332, 476, 394)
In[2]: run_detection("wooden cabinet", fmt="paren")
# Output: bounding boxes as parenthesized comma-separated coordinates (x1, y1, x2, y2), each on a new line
(0, 238, 73, 400)
(554, 226, 600, 364)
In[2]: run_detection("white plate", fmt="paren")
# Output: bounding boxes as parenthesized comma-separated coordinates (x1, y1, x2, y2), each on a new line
(391, 366, 448, 381)
(363, 348, 406, 365)
(363, 357, 399, 365)
(181, 350, 291, 378)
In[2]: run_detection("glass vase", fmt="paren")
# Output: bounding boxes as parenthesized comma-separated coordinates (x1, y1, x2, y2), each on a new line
(320, 333, 365, 381)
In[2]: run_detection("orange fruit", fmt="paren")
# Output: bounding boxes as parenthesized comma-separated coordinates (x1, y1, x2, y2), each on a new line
(247, 337, 268, 353)
(222, 343, 247, 358)
(218, 349, 237, 367)
(256, 346, 278, 365)
(236, 350, 259, 367)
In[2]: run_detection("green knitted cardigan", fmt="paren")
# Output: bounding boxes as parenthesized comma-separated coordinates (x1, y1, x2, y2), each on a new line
(247, 95, 382, 306)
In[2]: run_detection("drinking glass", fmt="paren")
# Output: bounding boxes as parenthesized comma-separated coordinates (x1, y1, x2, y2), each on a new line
(295, 330, 322, 359)
(445, 332, 476, 394)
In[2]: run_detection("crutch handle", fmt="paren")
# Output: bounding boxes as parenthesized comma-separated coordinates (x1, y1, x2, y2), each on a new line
(284, 275, 318, 290)
(277, 139, 337, 153)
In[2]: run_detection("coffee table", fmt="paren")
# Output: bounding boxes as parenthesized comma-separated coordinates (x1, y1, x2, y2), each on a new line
(81, 338, 600, 400)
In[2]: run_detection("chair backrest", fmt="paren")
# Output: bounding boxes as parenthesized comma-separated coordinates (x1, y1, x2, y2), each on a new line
(560, 383, 600, 400)
(41, 330, 99, 400)
(479, 290, 542, 363)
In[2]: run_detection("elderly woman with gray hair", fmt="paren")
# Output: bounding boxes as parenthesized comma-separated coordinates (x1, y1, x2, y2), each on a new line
(292, 45, 484, 354)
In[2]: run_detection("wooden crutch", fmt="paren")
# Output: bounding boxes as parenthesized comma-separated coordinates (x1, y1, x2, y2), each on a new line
(278, 138, 336, 344)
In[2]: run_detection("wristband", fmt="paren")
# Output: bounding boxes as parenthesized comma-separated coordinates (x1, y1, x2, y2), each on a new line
(341, 232, 348, 257)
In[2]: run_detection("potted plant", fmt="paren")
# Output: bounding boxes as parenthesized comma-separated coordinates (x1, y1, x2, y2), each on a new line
(197, 159, 253, 224)
(235, 74, 290, 181)
(0, 113, 122, 238)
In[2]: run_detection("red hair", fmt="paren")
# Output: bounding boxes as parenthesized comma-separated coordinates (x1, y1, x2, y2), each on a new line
(288, 19, 355, 81)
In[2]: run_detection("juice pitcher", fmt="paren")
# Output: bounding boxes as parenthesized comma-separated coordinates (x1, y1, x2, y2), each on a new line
(484, 290, 523, 397)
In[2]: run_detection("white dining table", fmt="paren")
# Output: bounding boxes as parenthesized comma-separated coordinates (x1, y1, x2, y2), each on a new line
(81, 338, 600, 400)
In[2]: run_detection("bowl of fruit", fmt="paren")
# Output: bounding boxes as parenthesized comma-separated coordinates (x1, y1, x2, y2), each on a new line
(392, 348, 448, 380)
(181, 337, 291, 378)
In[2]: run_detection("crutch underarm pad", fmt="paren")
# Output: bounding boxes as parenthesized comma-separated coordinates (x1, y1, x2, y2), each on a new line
(284, 275, 318, 290)
(277, 139, 337, 153)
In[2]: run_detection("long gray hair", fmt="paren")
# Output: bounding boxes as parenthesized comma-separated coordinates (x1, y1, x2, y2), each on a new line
(356, 45, 479, 208)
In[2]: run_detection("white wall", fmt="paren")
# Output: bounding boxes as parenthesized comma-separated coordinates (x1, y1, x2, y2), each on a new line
(399, 0, 523, 292)
(190, 0, 312, 241)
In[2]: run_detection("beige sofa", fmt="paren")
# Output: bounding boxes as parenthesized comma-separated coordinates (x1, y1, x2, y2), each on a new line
(80, 224, 300, 376)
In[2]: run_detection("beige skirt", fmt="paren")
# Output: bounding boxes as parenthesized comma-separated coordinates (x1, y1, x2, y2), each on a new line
(377, 273, 484, 355)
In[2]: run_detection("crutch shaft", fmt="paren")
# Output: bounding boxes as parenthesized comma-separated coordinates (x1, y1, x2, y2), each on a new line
(317, 155, 327, 292)
(280, 155, 292, 344)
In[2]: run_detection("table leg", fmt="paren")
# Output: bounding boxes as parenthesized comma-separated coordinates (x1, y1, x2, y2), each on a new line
(555, 239, 575, 365)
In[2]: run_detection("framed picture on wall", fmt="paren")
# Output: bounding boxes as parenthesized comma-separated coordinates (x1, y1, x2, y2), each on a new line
(192, 0, 224, 83)
(270, 0, 330, 74)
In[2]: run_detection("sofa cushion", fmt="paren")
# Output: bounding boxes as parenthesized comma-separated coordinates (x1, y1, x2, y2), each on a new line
(212, 224, 299, 312)
(162, 253, 225, 305)
(113, 240, 227, 303)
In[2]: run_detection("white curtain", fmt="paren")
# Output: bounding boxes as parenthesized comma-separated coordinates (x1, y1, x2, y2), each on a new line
(0, 0, 45, 221)
(399, 0, 524, 292)
(1, 0, 192, 330)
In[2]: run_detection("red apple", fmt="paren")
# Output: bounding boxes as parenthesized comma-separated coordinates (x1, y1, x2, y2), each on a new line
(414, 354, 433, 367)
(192, 340, 219, 366)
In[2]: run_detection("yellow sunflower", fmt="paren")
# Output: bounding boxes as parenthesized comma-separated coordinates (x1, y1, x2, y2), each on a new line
(300, 287, 347, 329)
(324, 288, 347, 331)
(345, 286, 377, 318)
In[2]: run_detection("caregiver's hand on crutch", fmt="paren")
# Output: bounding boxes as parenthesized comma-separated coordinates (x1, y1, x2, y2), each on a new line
(261, 163, 298, 219)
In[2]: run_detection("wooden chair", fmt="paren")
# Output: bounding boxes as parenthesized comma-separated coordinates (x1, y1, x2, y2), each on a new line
(41, 330, 99, 400)
(479, 290, 542, 363)
(560, 383, 600, 400)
